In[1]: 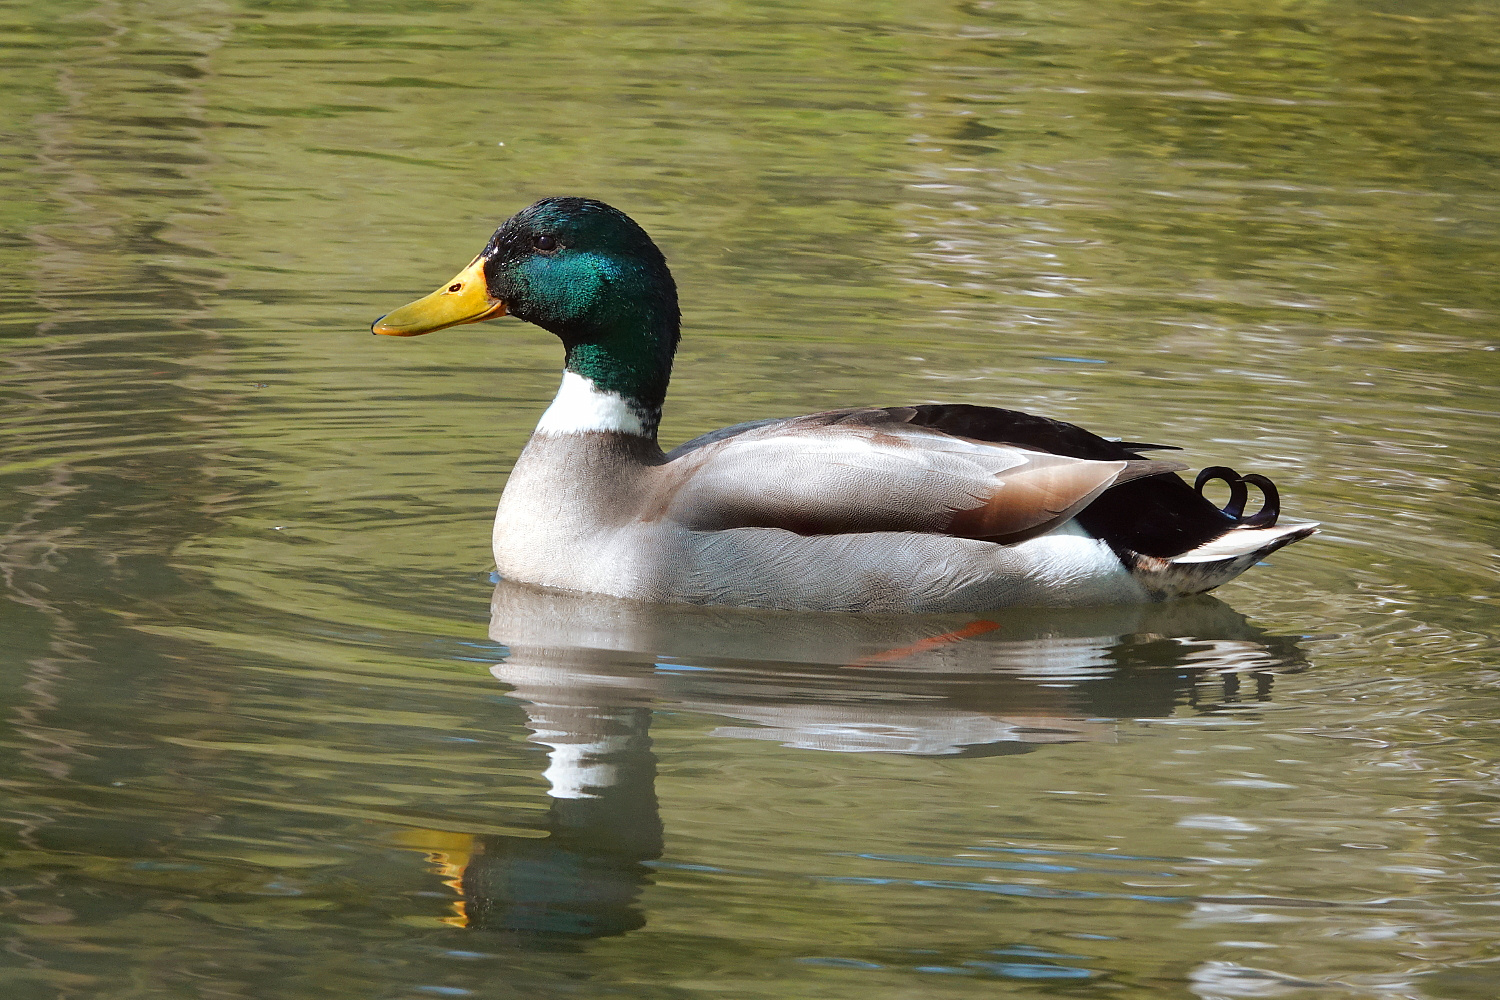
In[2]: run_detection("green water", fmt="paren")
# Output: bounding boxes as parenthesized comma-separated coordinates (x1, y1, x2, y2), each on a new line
(1, 1, 1497, 997)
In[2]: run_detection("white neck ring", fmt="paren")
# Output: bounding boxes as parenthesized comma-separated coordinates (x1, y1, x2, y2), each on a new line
(534, 370, 650, 436)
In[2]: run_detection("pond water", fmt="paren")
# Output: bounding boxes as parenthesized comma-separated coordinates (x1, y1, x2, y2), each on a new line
(1, 1, 1497, 997)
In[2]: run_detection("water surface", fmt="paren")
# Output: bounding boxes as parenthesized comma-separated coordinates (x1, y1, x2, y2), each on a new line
(1, 1, 1497, 998)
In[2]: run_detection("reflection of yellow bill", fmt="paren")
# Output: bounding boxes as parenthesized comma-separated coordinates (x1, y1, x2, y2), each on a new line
(371, 255, 506, 336)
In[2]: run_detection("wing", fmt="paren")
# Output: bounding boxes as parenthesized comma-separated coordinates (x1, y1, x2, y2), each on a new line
(653, 408, 1184, 544)
(669, 404, 1169, 461)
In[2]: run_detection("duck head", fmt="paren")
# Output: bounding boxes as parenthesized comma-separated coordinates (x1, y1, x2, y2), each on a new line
(373, 197, 682, 426)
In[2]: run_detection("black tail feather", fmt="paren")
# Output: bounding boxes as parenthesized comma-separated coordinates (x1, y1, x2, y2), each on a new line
(1238, 474, 1280, 527)
(1116, 441, 1183, 453)
(1195, 467, 1280, 528)
(1194, 467, 1249, 520)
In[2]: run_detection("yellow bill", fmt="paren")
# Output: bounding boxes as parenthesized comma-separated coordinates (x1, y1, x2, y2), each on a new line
(371, 255, 506, 336)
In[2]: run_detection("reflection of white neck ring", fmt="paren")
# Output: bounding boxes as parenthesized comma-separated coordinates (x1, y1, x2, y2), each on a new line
(534, 732, 635, 800)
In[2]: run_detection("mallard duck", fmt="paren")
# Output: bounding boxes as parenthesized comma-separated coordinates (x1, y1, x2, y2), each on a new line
(372, 197, 1316, 612)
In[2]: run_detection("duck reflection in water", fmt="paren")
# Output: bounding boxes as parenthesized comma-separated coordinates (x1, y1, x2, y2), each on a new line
(460, 701, 661, 940)
(451, 583, 1307, 941)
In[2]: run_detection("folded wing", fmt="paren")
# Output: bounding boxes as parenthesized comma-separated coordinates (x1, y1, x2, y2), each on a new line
(655, 408, 1182, 544)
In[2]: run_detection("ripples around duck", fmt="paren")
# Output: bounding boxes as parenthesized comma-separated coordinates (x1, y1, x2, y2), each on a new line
(3, 0, 1499, 997)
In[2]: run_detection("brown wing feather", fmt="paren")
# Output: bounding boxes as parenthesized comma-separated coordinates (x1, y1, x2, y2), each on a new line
(950, 458, 1187, 544)
(948, 462, 1124, 542)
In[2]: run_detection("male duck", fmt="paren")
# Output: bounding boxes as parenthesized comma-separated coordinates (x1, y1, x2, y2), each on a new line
(373, 197, 1316, 613)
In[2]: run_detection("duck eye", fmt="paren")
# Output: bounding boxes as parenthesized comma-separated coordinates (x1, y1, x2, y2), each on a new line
(532, 234, 558, 252)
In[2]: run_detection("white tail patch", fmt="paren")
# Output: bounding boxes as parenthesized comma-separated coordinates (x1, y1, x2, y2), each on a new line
(1169, 520, 1320, 564)
(1128, 519, 1319, 600)
(535, 370, 649, 436)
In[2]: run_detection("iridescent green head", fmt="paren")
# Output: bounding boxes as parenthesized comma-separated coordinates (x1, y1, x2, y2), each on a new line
(373, 197, 682, 418)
